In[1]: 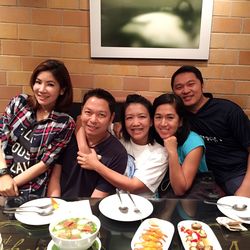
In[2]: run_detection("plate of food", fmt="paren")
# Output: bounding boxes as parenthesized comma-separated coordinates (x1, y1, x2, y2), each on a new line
(99, 193, 153, 222)
(216, 196, 250, 224)
(47, 237, 101, 250)
(131, 218, 174, 250)
(14, 198, 66, 226)
(49, 214, 101, 250)
(178, 220, 222, 250)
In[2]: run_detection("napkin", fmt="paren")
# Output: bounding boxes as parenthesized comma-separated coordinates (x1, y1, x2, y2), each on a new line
(216, 217, 248, 231)
(58, 200, 92, 216)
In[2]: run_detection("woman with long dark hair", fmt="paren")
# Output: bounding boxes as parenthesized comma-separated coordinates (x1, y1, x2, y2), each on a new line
(153, 93, 207, 197)
(0, 59, 75, 197)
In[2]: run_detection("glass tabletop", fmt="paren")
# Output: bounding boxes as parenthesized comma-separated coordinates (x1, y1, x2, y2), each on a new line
(0, 196, 249, 250)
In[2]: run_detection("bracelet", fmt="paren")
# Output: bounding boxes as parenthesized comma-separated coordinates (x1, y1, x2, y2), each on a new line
(0, 168, 11, 177)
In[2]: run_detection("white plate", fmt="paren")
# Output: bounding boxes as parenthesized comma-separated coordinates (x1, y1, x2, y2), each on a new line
(15, 198, 67, 226)
(131, 218, 174, 250)
(47, 237, 101, 250)
(99, 193, 153, 222)
(217, 196, 250, 224)
(178, 220, 222, 250)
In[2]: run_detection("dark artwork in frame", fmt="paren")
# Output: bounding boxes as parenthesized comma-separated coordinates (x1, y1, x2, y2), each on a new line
(90, 0, 214, 60)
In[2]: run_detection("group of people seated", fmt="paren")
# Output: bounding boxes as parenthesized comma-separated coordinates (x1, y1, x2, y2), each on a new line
(0, 59, 249, 200)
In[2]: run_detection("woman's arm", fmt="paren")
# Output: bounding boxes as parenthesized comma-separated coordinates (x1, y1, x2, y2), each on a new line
(0, 140, 18, 196)
(0, 141, 7, 168)
(91, 189, 110, 198)
(76, 119, 136, 196)
(165, 136, 202, 196)
(76, 116, 140, 195)
(77, 149, 148, 194)
(13, 161, 48, 187)
(47, 164, 62, 197)
(75, 115, 91, 154)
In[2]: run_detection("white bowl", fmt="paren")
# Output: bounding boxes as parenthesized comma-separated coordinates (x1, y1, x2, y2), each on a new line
(49, 214, 100, 250)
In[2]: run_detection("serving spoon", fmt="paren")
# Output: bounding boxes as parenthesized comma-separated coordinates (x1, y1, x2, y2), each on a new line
(204, 200, 247, 211)
(116, 189, 128, 213)
(3, 203, 53, 211)
(3, 206, 54, 216)
(126, 191, 141, 213)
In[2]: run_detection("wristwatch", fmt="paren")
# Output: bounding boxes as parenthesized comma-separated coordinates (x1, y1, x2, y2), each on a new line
(0, 168, 11, 177)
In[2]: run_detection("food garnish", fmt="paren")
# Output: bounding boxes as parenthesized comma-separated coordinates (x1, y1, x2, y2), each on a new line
(52, 217, 97, 240)
(180, 222, 213, 249)
(51, 197, 59, 210)
(134, 221, 167, 250)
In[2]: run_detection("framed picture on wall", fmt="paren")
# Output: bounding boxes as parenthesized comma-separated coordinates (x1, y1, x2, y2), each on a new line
(90, 0, 213, 60)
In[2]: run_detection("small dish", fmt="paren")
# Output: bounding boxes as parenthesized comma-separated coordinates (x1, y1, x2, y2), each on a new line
(14, 198, 66, 226)
(178, 220, 222, 250)
(99, 193, 153, 222)
(131, 218, 174, 250)
(47, 237, 101, 250)
(49, 214, 100, 250)
(216, 217, 247, 231)
(216, 196, 250, 224)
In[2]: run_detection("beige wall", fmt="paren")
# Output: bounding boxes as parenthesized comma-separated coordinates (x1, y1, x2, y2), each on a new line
(0, 0, 249, 117)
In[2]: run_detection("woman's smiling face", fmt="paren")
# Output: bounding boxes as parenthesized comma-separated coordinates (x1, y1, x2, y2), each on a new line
(154, 103, 182, 140)
(125, 103, 152, 145)
(33, 71, 64, 111)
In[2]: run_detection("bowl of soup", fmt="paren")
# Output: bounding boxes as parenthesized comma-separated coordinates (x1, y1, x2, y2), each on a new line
(49, 214, 101, 250)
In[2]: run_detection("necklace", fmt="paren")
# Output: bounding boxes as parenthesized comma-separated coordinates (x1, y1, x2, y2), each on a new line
(36, 109, 50, 121)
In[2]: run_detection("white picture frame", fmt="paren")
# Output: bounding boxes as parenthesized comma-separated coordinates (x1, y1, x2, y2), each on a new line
(90, 0, 213, 60)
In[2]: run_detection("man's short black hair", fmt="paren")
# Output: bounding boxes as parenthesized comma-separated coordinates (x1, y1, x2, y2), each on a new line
(171, 65, 204, 89)
(82, 88, 116, 114)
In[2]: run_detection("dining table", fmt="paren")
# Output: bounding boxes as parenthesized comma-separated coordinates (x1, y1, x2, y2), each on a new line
(0, 196, 249, 250)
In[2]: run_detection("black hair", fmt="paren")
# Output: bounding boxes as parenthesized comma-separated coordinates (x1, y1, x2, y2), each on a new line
(152, 93, 190, 146)
(171, 65, 204, 89)
(82, 88, 116, 115)
(121, 94, 154, 145)
(29, 59, 73, 112)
